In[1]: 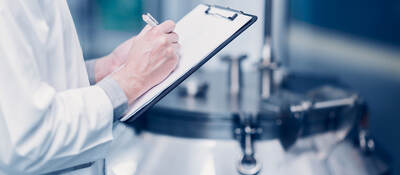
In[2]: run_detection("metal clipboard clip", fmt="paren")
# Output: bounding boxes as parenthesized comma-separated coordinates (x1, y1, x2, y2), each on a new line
(204, 5, 241, 21)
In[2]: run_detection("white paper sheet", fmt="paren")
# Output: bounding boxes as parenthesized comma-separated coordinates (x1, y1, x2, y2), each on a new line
(121, 4, 253, 121)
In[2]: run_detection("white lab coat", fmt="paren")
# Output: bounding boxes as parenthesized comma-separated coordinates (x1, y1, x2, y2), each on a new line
(0, 0, 115, 174)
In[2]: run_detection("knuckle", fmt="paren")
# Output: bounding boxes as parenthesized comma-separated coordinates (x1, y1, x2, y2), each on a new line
(149, 28, 158, 35)
(159, 37, 168, 45)
(152, 28, 163, 36)
(170, 33, 177, 41)
(166, 20, 176, 27)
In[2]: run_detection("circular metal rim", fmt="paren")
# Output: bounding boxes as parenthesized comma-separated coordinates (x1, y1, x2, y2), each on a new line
(236, 155, 263, 175)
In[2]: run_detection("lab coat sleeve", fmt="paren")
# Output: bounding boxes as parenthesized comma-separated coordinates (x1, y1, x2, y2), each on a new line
(0, 77, 115, 174)
(85, 59, 97, 85)
(0, 9, 114, 175)
(97, 76, 129, 121)
(0, 69, 115, 174)
(85, 59, 129, 120)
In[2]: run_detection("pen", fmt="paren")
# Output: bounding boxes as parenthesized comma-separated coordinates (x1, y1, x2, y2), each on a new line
(142, 13, 159, 27)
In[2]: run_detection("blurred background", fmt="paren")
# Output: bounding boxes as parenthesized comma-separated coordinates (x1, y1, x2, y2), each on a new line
(67, 0, 264, 70)
(67, 0, 400, 174)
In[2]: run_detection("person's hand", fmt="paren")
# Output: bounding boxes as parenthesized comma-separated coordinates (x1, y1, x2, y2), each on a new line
(112, 20, 181, 103)
(109, 37, 134, 70)
(92, 37, 135, 83)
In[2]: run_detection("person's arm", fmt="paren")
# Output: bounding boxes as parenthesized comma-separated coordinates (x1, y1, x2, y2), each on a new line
(85, 58, 98, 85)
(86, 20, 181, 113)
(0, 17, 179, 174)
(85, 58, 128, 121)
(84, 38, 134, 120)
(111, 21, 180, 104)
(0, 59, 115, 174)
(86, 37, 135, 85)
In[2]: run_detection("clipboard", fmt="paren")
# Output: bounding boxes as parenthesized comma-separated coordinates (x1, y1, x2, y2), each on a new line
(122, 4, 257, 122)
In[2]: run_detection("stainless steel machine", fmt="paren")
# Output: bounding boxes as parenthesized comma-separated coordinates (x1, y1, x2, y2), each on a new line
(106, 64, 389, 174)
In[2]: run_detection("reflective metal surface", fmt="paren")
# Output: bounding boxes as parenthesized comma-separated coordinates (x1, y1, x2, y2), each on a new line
(107, 126, 385, 175)
(107, 72, 389, 175)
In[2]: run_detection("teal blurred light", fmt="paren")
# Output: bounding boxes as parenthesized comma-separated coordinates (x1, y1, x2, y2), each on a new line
(96, 0, 144, 31)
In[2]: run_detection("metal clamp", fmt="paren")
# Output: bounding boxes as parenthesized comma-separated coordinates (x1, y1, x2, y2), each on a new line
(222, 54, 247, 97)
(205, 5, 239, 21)
(279, 95, 360, 150)
(234, 113, 262, 175)
(290, 95, 358, 113)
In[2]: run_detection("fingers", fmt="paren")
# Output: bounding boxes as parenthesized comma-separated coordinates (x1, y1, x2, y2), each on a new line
(171, 43, 181, 53)
(166, 32, 179, 43)
(169, 43, 180, 69)
(165, 46, 180, 70)
(142, 20, 178, 44)
(166, 43, 181, 57)
(171, 43, 181, 69)
(141, 20, 176, 38)
(152, 44, 179, 72)
(160, 43, 180, 63)
(139, 24, 153, 35)
(156, 33, 180, 47)
(156, 20, 176, 34)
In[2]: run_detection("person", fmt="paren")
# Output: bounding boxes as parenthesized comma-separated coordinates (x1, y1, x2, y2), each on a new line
(0, 1, 180, 174)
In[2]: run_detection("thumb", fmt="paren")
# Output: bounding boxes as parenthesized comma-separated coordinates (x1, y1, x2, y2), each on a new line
(139, 24, 152, 35)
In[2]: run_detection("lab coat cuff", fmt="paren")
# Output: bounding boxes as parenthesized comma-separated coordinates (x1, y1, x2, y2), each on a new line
(96, 76, 128, 121)
(85, 59, 97, 85)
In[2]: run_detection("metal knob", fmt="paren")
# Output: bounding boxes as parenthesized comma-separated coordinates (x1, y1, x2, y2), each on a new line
(178, 77, 209, 98)
(235, 113, 262, 175)
(237, 126, 262, 175)
(237, 154, 262, 175)
(258, 37, 280, 100)
(222, 54, 247, 97)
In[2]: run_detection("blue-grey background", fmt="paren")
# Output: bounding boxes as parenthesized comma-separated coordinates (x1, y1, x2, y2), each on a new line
(288, 0, 400, 173)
